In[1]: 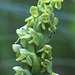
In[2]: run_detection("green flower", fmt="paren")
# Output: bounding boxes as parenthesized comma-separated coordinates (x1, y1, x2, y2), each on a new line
(41, 13, 49, 23)
(55, 2, 62, 10)
(46, 5, 53, 13)
(25, 16, 34, 27)
(30, 6, 38, 17)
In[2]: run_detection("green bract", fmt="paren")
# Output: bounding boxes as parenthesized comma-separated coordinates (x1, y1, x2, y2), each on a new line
(12, 0, 63, 75)
(26, 55, 32, 66)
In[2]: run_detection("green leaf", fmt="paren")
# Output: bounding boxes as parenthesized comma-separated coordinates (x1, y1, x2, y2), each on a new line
(30, 6, 38, 17)
(30, 53, 41, 74)
(49, 13, 54, 25)
(46, 5, 53, 13)
(12, 44, 21, 53)
(13, 66, 23, 72)
(26, 55, 32, 66)
(27, 44, 35, 52)
(55, 2, 62, 10)
(35, 33, 44, 47)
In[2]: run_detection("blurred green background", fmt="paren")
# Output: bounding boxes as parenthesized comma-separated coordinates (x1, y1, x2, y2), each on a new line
(0, 0, 75, 75)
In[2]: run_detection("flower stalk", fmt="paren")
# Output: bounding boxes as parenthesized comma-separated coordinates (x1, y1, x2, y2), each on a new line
(12, 0, 63, 75)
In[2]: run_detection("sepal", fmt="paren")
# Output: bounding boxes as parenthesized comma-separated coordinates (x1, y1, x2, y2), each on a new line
(13, 66, 23, 72)
(12, 44, 21, 53)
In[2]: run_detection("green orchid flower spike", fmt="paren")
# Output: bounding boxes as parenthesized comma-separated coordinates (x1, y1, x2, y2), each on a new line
(12, 0, 64, 75)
